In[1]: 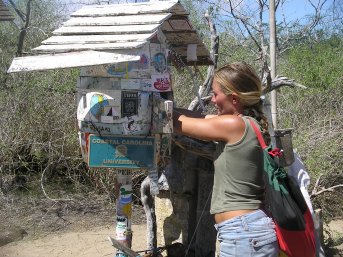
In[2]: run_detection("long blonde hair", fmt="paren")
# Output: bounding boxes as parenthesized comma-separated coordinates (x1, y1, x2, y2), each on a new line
(214, 62, 270, 144)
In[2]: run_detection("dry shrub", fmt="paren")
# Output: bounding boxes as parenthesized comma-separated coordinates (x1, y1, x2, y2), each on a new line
(278, 85, 343, 219)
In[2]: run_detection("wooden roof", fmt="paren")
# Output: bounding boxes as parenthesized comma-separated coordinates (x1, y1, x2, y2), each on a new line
(8, 0, 213, 73)
(0, 1, 14, 22)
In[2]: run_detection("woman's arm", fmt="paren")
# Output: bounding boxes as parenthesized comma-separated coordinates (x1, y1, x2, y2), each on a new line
(173, 108, 205, 118)
(173, 111, 245, 144)
(205, 114, 218, 119)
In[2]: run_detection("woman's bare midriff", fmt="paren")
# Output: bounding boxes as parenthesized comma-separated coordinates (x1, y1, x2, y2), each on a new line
(214, 209, 257, 224)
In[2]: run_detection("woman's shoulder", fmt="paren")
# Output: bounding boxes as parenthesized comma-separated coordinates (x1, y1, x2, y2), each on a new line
(216, 114, 246, 128)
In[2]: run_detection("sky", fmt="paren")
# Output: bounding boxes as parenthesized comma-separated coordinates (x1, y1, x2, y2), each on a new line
(56, 0, 336, 26)
(274, 0, 333, 21)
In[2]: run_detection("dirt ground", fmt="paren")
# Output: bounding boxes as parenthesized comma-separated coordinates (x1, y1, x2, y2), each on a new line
(0, 191, 150, 257)
(0, 224, 148, 257)
(0, 191, 343, 257)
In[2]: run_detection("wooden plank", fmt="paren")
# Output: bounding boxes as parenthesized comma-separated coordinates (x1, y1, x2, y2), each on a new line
(171, 44, 211, 57)
(166, 18, 193, 31)
(7, 51, 140, 73)
(164, 32, 201, 45)
(63, 13, 171, 26)
(0, 16, 14, 21)
(0, 10, 12, 15)
(71, 1, 179, 17)
(33, 41, 146, 53)
(53, 24, 160, 36)
(42, 33, 155, 45)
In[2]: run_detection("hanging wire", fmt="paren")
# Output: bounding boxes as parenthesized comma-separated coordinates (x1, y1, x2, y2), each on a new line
(185, 189, 213, 257)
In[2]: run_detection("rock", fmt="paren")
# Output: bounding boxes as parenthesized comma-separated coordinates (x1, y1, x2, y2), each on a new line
(328, 219, 343, 253)
(0, 226, 28, 247)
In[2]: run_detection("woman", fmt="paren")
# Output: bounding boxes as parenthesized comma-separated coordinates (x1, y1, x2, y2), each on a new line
(173, 62, 278, 257)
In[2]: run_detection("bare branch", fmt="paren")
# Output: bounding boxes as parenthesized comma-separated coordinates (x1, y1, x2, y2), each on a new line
(310, 173, 343, 198)
(262, 75, 307, 94)
(8, 0, 26, 22)
(227, 0, 262, 52)
(311, 185, 343, 198)
(40, 164, 73, 202)
(187, 9, 219, 111)
(311, 174, 323, 196)
(16, 0, 33, 57)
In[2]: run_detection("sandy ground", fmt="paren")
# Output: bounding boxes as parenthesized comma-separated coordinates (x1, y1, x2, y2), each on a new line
(0, 191, 342, 257)
(1, 220, 343, 257)
(0, 224, 148, 257)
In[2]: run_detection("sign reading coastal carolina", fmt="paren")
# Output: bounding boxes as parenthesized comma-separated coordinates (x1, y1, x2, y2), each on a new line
(88, 135, 155, 168)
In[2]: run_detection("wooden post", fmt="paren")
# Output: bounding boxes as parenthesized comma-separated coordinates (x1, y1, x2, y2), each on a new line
(115, 170, 133, 257)
(269, 0, 278, 129)
(313, 209, 326, 257)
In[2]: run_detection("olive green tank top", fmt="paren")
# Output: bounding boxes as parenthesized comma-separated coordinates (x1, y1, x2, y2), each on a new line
(210, 116, 265, 214)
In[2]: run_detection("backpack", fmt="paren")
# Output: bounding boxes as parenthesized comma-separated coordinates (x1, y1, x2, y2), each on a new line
(249, 119, 316, 257)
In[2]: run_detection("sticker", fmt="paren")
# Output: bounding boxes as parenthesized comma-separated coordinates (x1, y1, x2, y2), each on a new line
(117, 184, 132, 217)
(90, 94, 109, 119)
(77, 90, 121, 122)
(107, 62, 131, 77)
(121, 91, 138, 117)
(80, 64, 151, 79)
(131, 53, 150, 70)
(123, 116, 139, 134)
(80, 121, 125, 135)
(152, 53, 167, 73)
(141, 79, 153, 91)
(88, 135, 155, 168)
(151, 74, 171, 91)
(78, 77, 122, 90)
(148, 168, 159, 195)
(120, 79, 141, 90)
(138, 92, 152, 120)
(160, 134, 172, 157)
(116, 216, 129, 241)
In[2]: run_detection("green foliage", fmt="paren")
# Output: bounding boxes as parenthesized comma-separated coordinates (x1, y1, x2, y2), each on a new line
(277, 83, 343, 221)
(277, 36, 342, 183)
(279, 35, 343, 90)
(0, 0, 86, 196)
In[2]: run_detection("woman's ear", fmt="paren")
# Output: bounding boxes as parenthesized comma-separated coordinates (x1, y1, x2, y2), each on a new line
(232, 93, 239, 105)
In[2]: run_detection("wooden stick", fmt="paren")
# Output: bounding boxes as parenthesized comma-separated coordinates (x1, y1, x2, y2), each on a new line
(108, 236, 140, 257)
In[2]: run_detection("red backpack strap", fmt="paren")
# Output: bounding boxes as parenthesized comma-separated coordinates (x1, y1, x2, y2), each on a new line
(248, 118, 268, 150)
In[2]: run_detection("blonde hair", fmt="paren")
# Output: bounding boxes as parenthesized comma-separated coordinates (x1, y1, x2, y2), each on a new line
(214, 62, 270, 144)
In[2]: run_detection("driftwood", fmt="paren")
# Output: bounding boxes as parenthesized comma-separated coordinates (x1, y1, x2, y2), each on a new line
(262, 75, 307, 95)
(310, 174, 343, 198)
(140, 176, 157, 253)
(108, 236, 140, 257)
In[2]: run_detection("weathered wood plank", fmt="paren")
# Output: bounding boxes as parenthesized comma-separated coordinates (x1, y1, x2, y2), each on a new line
(53, 24, 160, 35)
(162, 18, 194, 31)
(7, 51, 140, 73)
(0, 10, 12, 15)
(171, 44, 211, 58)
(0, 16, 14, 21)
(33, 41, 146, 53)
(63, 14, 171, 26)
(71, 1, 181, 17)
(42, 33, 155, 45)
(164, 32, 201, 45)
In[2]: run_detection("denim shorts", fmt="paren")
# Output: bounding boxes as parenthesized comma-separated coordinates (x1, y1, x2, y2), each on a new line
(214, 209, 278, 257)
